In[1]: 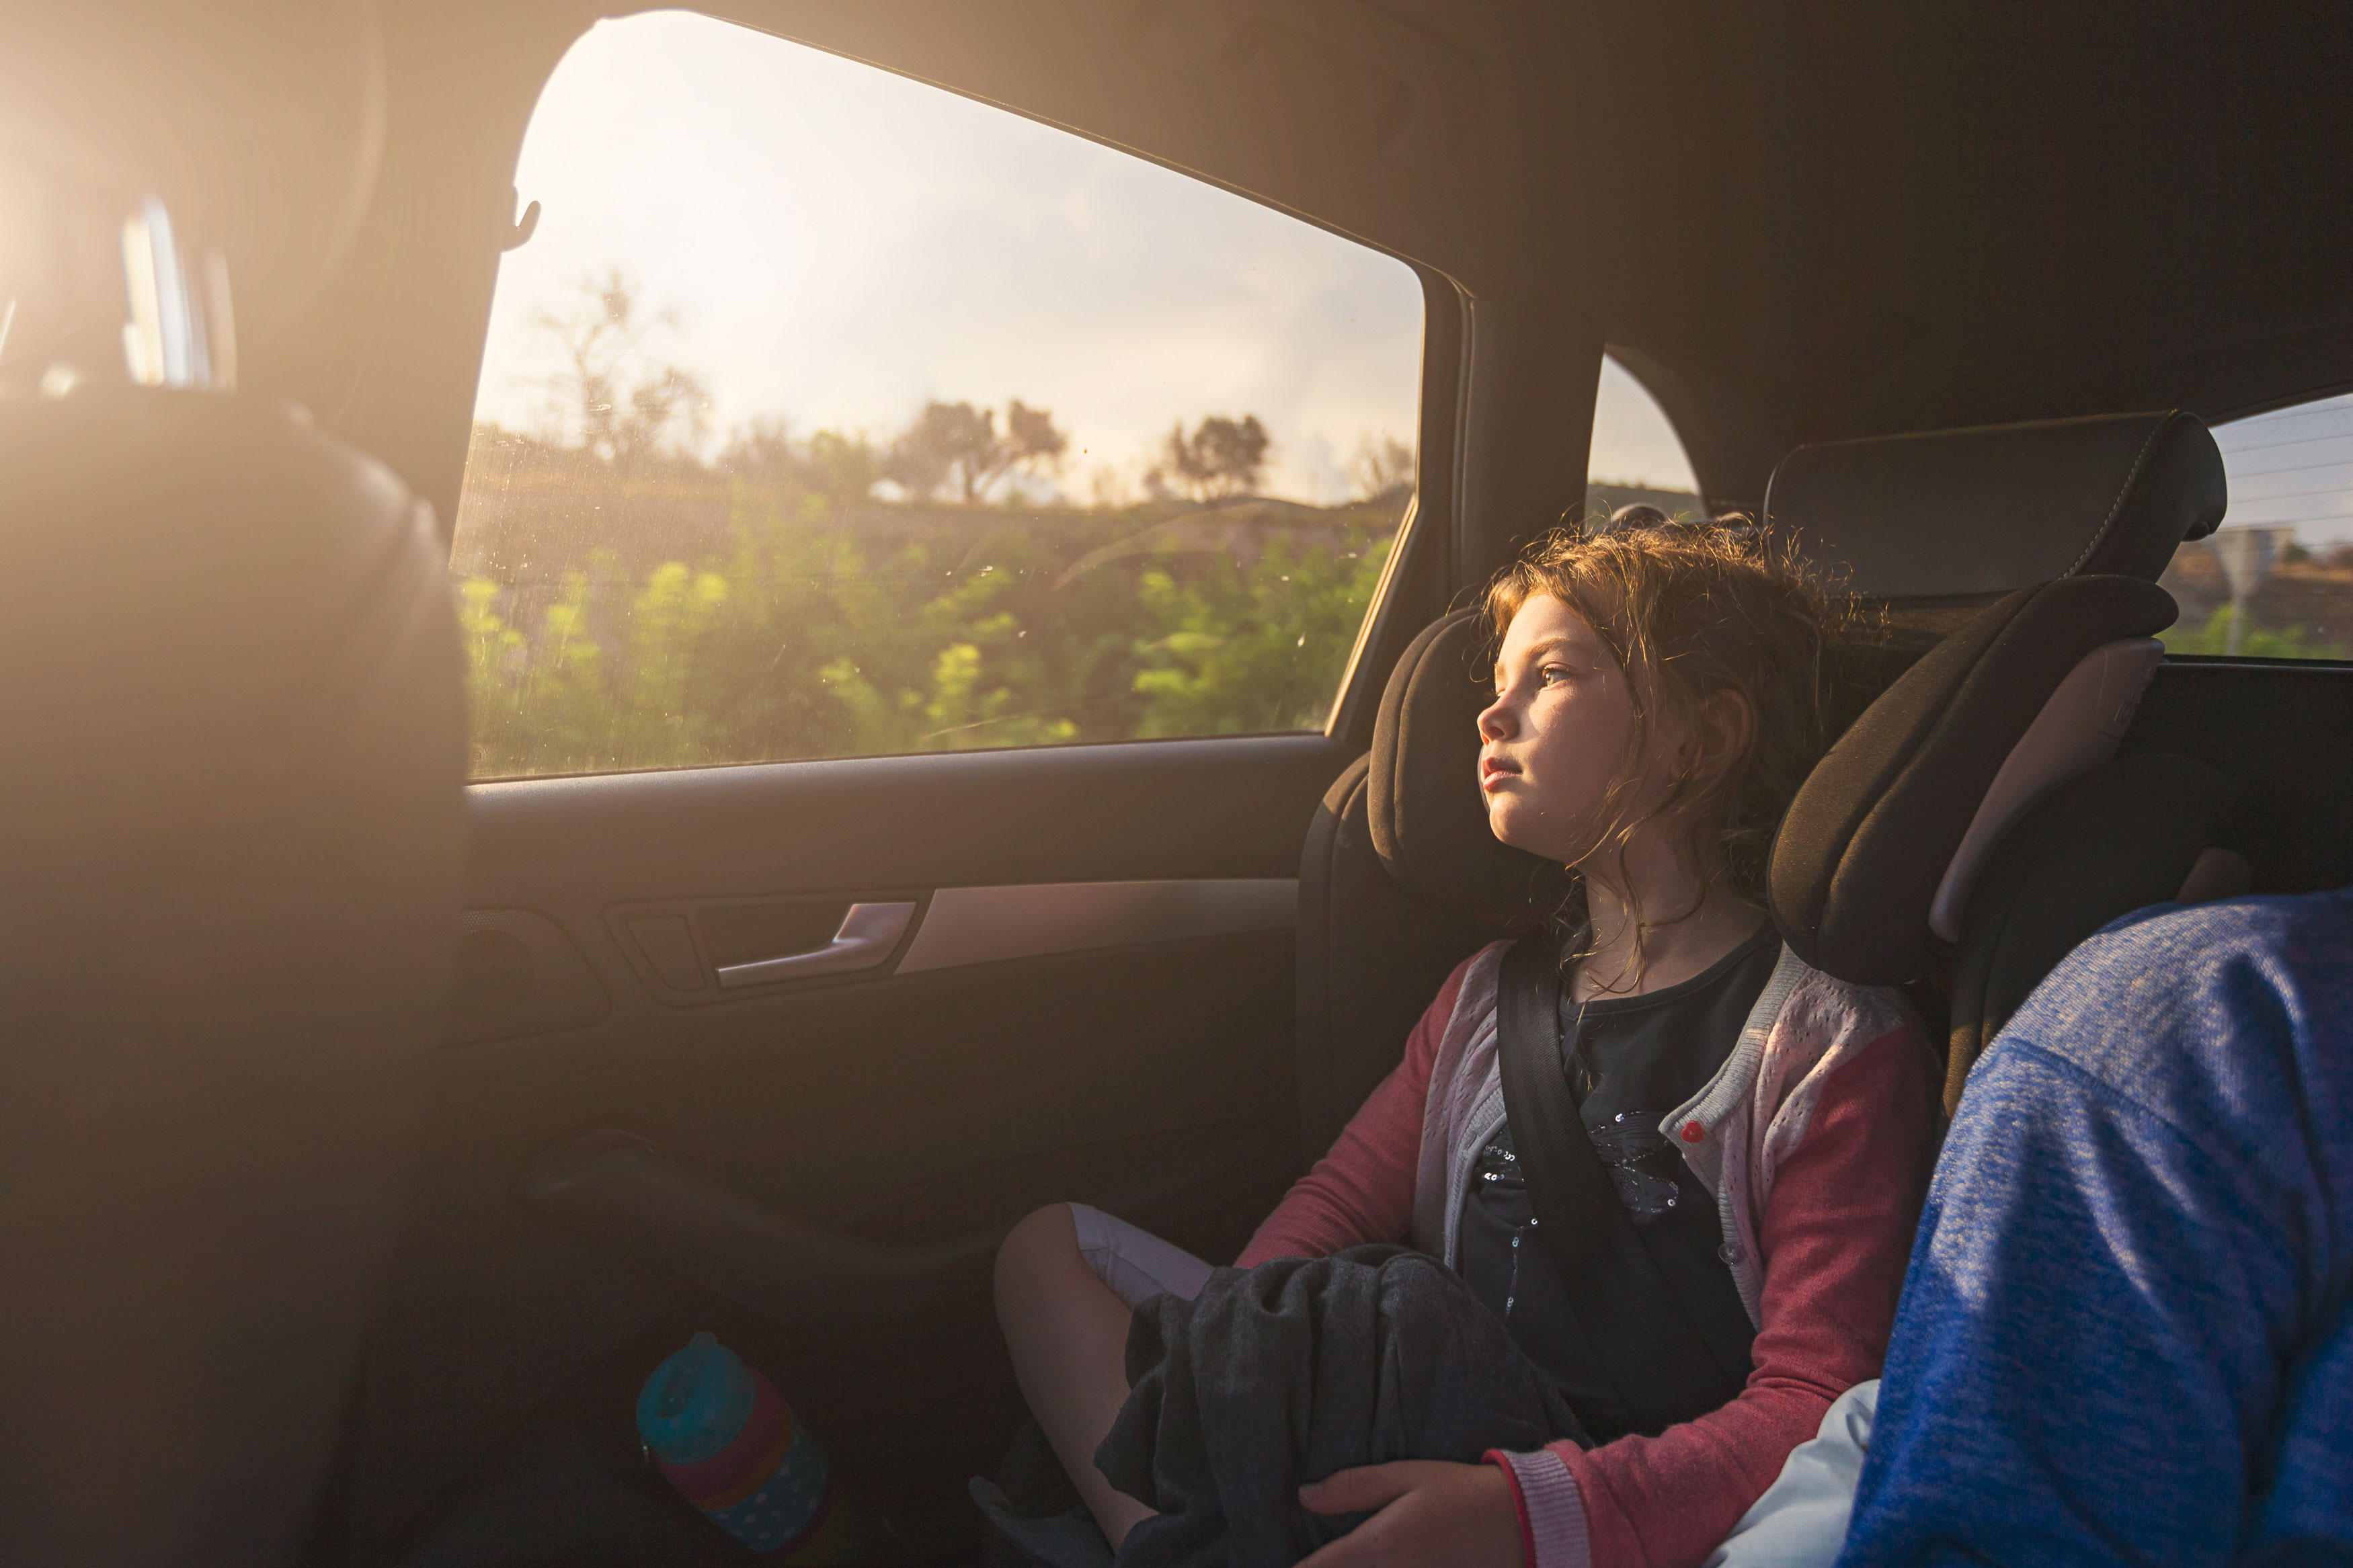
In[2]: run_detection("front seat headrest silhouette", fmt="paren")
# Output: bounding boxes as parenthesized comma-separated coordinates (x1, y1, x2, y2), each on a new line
(0, 390, 465, 1566)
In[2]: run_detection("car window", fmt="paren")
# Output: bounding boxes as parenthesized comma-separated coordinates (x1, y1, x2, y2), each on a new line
(2159, 392, 2353, 660)
(450, 11, 1425, 780)
(1587, 354, 1703, 522)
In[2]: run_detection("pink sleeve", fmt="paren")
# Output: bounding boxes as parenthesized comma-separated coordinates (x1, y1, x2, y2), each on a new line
(1497, 1024, 1940, 1568)
(1234, 952, 1481, 1266)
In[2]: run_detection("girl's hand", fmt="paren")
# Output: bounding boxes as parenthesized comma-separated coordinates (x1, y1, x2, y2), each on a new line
(1295, 1460, 1527, 1568)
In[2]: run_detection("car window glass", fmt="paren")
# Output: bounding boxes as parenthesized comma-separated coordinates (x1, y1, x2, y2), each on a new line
(450, 10, 1425, 780)
(2159, 392, 2353, 660)
(1587, 355, 1703, 520)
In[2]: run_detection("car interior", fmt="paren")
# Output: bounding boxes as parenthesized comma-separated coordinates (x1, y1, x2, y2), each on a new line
(4, 3, 2351, 1565)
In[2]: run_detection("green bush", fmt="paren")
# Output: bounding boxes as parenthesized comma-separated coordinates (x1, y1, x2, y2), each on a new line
(455, 277, 1409, 776)
(456, 483, 1396, 778)
(2158, 604, 2347, 661)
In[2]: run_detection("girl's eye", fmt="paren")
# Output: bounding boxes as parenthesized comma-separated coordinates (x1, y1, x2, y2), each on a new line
(1494, 665, 1572, 696)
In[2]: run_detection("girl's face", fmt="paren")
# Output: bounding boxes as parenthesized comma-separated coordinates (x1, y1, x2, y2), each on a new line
(1477, 593, 1686, 865)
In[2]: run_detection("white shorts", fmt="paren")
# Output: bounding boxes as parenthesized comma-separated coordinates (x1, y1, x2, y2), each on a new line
(1066, 1203, 1215, 1309)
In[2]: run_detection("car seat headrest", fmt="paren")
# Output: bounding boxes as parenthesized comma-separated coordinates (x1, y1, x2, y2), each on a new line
(1367, 610, 1562, 923)
(0, 3, 388, 357)
(1763, 412, 2225, 600)
(1770, 575, 2180, 984)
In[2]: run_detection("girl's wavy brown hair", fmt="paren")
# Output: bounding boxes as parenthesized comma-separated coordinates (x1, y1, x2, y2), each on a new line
(1484, 516, 1846, 920)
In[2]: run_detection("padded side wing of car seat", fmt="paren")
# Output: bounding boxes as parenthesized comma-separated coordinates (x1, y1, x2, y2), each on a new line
(1771, 575, 2180, 984)
(1366, 608, 1562, 923)
(1946, 751, 2240, 1110)
(1295, 753, 1494, 1165)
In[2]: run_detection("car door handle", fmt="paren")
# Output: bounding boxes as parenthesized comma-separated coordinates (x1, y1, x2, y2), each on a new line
(712, 901, 916, 989)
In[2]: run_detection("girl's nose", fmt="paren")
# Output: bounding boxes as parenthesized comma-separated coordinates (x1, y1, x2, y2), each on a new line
(1477, 694, 1511, 741)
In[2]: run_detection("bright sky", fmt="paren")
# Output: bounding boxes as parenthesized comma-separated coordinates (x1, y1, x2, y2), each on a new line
(477, 8, 1709, 505)
(478, 9, 1427, 503)
(1589, 357, 1699, 494)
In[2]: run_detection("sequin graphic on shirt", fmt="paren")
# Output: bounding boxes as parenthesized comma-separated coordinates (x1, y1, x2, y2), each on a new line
(1478, 1114, 1681, 1229)
(1587, 1112, 1685, 1221)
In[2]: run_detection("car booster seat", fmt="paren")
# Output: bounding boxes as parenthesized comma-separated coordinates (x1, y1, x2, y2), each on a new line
(1295, 410, 2229, 1159)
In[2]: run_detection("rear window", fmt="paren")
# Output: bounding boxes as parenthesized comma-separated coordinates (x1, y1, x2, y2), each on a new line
(2159, 393, 2353, 660)
(1587, 355, 1703, 522)
(450, 10, 1425, 780)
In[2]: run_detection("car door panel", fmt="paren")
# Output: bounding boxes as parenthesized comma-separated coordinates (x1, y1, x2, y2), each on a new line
(358, 733, 1355, 1555)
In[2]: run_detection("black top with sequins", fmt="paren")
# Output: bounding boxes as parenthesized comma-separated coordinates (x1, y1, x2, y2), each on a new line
(1456, 926, 1779, 1440)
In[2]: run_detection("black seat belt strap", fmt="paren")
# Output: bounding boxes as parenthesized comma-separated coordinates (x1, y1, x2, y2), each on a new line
(1494, 930, 1747, 1434)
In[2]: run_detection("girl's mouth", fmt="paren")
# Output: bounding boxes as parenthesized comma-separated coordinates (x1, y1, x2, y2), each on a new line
(1480, 757, 1518, 792)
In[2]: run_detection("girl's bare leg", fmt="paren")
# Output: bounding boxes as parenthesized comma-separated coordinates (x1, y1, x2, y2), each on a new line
(994, 1203, 1157, 1547)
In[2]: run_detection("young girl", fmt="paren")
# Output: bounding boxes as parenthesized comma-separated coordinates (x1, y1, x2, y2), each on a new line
(994, 520, 1941, 1568)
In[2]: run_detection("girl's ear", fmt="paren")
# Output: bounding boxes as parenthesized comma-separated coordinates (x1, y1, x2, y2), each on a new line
(1691, 690, 1756, 784)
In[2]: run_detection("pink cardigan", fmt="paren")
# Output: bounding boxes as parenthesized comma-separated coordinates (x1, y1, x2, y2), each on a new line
(1238, 941, 1940, 1568)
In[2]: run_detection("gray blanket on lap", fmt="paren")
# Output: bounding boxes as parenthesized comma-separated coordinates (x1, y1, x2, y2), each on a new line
(1098, 1245, 1589, 1568)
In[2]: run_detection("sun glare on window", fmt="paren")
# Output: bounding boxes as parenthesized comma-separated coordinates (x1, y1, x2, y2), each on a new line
(448, 9, 1426, 778)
